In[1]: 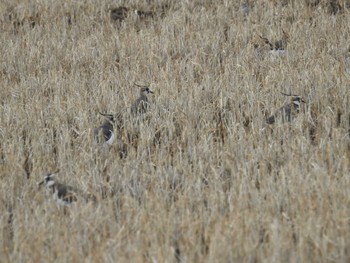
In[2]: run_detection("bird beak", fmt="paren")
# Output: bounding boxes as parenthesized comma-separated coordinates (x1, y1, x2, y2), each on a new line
(149, 90, 154, 94)
(301, 98, 306, 103)
(38, 181, 44, 188)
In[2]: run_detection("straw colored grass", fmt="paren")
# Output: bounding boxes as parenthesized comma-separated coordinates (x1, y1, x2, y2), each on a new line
(0, 0, 350, 262)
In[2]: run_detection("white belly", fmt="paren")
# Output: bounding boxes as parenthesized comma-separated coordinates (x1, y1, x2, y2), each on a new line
(106, 131, 115, 145)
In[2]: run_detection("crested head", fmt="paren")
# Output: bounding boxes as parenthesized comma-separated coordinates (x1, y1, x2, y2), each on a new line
(281, 92, 306, 104)
(140, 87, 154, 95)
(134, 83, 154, 95)
(291, 96, 306, 106)
(38, 172, 58, 188)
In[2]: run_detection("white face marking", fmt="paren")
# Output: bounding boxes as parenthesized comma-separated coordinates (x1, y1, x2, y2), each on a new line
(106, 131, 115, 145)
(46, 180, 55, 187)
(293, 100, 300, 106)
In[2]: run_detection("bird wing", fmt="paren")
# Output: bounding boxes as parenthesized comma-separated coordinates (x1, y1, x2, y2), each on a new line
(267, 103, 292, 124)
(95, 123, 113, 142)
(55, 183, 78, 203)
(131, 96, 150, 115)
(101, 126, 113, 141)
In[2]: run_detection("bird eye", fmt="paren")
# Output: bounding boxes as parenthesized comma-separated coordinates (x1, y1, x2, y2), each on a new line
(45, 176, 51, 181)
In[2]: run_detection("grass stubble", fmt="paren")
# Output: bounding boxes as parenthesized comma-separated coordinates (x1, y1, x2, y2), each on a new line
(0, 0, 350, 262)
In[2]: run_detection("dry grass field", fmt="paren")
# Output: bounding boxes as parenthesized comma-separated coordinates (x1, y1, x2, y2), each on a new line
(0, 0, 350, 262)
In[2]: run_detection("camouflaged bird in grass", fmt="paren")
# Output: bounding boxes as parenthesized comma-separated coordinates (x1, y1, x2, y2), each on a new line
(94, 112, 115, 145)
(110, 6, 129, 22)
(38, 171, 95, 206)
(258, 30, 290, 51)
(266, 93, 306, 124)
(130, 83, 154, 116)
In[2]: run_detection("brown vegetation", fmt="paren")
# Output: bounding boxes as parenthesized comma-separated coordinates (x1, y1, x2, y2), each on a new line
(0, 0, 350, 262)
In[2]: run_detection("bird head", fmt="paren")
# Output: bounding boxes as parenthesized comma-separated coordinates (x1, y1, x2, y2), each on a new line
(134, 83, 154, 95)
(141, 87, 154, 95)
(281, 92, 306, 105)
(38, 170, 59, 188)
(292, 96, 306, 105)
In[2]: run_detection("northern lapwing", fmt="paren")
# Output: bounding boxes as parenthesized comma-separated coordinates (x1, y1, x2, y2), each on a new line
(255, 30, 290, 57)
(266, 93, 306, 124)
(38, 171, 84, 206)
(110, 6, 129, 22)
(259, 30, 289, 51)
(94, 112, 115, 145)
(130, 83, 154, 116)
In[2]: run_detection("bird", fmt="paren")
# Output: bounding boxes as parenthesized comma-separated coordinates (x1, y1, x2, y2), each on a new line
(254, 30, 290, 58)
(94, 112, 115, 145)
(38, 171, 87, 206)
(110, 6, 129, 22)
(266, 93, 306, 124)
(130, 83, 154, 116)
(258, 30, 289, 51)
